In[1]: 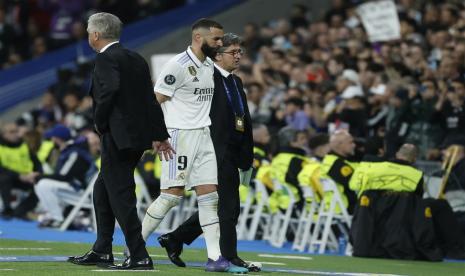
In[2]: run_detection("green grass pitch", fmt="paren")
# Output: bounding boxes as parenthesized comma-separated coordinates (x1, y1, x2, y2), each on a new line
(0, 239, 464, 275)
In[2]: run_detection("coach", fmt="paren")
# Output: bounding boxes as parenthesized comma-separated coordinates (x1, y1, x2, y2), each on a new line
(68, 12, 173, 270)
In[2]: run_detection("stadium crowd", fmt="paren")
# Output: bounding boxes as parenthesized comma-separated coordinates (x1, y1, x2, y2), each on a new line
(1, 0, 465, 262)
(0, 0, 186, 69)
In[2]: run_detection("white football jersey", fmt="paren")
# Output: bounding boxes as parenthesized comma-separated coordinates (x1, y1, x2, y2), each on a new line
(154, 47, 215, 129)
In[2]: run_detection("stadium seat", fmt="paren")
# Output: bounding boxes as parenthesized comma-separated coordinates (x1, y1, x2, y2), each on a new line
(245, 180, 272, 241)
(237, 184, 255, 240)
(268, 179, 299, 248)
(292, 186, 318, 252)
(59, 172, 98, 231)
(308, 178, 352, 254)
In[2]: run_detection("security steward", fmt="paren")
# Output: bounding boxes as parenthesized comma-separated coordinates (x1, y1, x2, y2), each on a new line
(320, 130, 358, 214)
(0, 123, 42, 219)
(350, 144, 465, 260)
(268, 127, 308, 213)
(297, 134, 330, 203)
(157, 33, 259, 272)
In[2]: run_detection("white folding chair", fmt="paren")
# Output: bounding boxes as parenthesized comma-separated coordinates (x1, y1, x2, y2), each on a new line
(308, 178, 352, 254)
(237, 185, 255, 240)
(246, 180, 272, 241)
(268, 179, 299, 248)
(292, 186, 318, 252)
(59, 172, 98, 231)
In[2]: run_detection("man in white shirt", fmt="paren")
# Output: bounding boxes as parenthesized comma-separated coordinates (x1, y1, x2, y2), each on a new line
(140, 19, 247, 274)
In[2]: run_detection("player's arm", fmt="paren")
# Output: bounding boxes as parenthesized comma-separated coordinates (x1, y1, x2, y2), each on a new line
(155, 93, 171, 104)
(154, 60, 183, 104)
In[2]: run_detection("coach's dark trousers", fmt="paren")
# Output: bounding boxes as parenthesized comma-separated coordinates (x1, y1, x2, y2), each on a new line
(92, 134, 149, 260)
(170, 145, 241, 260)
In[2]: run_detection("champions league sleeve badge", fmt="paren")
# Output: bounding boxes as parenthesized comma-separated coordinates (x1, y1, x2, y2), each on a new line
(164, 74, 176, 85)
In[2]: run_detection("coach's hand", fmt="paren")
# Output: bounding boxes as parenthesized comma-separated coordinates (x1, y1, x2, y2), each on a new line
(153, 140, 176, 161)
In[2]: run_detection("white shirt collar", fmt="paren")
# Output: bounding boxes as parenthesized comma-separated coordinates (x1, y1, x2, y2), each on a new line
(214, 63, 232, 78)
(186, 46, 212, 67)
(100, 41, 119, 53)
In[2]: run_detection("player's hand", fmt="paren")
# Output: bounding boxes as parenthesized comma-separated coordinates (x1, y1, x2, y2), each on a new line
(152, 140, 176, 161)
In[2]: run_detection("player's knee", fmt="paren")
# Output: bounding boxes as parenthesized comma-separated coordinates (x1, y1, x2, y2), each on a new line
(161, 187, 184, 197)
(194, 184, 217, 196)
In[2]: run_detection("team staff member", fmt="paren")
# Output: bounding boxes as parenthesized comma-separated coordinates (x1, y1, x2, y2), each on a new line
(157, 33, 257, 272)
(69, 12, 172, 270)
(0, 123, 42, 219)
(321, 130, 358, 213)
(140, 19, 247, 274)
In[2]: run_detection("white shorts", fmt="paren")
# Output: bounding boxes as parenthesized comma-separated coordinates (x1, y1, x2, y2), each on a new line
(160, 127, 218, 190)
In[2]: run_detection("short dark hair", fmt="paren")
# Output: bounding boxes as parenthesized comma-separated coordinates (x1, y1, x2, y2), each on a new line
(218, 33, 242, 52)
(192, 18, 223, 31)
(285, 97, 304, 108)
(308, 133, 329, 150)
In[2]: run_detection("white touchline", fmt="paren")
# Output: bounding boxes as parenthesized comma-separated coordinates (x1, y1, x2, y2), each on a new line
(0, 257, 17, 261)
(247, 261, 285, 266)
(0, 248, 51, 251)
(258, 254, 313, 260)
(0, 269, 15, 271)
(274, 269, 407, 276)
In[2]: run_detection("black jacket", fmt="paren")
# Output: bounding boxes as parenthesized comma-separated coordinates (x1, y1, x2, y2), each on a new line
(209, 67, 253, 170)
(351, 190, 443, 261)
(90, 43, 169, 150)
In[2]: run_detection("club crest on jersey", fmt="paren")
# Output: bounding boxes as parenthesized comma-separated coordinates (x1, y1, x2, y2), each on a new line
(164, 74, 176, 85)
(193, 77, 199, 82)
(188, 66, 197, 76)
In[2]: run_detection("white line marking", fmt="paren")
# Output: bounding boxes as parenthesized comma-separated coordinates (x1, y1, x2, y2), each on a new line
(247, 261, 285, 266)
(258, 254, 313, 260)
(0, 248, 51, 251)
(0, 257, 17, 261)
(0, 269, 15, 271)
(274, 269, 406, 276)
(91, 269, 160, 272)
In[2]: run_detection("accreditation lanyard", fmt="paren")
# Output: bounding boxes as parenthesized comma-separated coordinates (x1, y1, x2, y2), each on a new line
(222, 76, 244, 116)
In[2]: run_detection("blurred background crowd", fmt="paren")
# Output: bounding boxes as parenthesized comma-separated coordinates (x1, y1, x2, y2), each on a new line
(0, 0, 186, 69)
(1, 0, 465, 238)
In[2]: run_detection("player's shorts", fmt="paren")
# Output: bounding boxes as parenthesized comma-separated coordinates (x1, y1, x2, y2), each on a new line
(160, 127, 218, 190)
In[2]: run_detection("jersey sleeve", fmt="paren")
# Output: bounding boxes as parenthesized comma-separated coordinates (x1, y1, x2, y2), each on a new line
(154, 59, 184, 97)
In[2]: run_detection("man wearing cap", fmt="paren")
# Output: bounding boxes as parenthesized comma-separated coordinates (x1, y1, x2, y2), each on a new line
(34, 124, 96, 228)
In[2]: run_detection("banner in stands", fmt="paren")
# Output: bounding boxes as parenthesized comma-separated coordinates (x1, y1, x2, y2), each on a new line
(357, 0, 400, 42)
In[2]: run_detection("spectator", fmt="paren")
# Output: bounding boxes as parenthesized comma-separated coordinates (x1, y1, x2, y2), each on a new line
(284, 97, 309, 131)
(34, 124, 96, 228)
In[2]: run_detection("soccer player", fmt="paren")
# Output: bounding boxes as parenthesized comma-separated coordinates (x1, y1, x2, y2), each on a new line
(140, 19, 247, 273)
